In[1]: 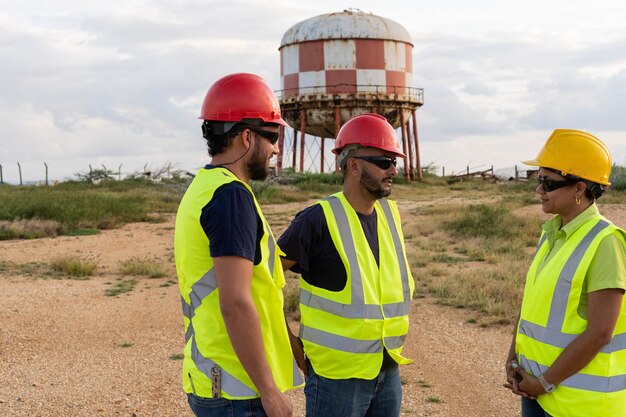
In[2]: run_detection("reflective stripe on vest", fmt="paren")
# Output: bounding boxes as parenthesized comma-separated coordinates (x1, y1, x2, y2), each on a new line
(299, 196, 411, 352)
(519, 220, 626, 392)
(299, 324, 408, 354)
(378, 198, 412, 308)
(520, 354, 626, 393)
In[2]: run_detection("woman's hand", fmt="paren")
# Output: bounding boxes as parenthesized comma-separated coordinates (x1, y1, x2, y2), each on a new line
(506, 361, 551, 398)
(503, 356, 532, 398)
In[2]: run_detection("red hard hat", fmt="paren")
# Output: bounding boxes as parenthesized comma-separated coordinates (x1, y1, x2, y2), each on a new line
(199, 73, 287, 126)
(332, 113, 406, 157)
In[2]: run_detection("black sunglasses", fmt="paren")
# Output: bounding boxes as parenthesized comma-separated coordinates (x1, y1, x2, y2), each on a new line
(352, 156, 397, 170)
(248, 127, 279, 145)
(537, 175, 578, 192)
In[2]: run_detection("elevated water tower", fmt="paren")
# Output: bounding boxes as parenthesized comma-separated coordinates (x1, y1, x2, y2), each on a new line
(277, 9, 424, 180)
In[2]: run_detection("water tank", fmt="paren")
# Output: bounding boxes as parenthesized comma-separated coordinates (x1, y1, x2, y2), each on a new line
(278, 9, 423, 139)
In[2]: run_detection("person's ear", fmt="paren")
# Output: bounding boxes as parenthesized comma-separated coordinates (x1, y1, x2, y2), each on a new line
(347, 157, 360, 176)
(240, 129, 251, 147)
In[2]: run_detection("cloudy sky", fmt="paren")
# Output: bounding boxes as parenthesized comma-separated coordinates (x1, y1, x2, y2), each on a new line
(1, 0, 625, 183)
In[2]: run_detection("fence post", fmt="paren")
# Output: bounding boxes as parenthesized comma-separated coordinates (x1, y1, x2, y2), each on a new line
(44, 162, 49, 186)
(0, 163, 3, 184)
(17, 162, 22, 185)
(515, 165, 518, 180)
(442, 166, 445, 177)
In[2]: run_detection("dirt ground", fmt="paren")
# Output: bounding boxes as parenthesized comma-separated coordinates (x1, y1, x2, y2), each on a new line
(2, 200, 625, 417)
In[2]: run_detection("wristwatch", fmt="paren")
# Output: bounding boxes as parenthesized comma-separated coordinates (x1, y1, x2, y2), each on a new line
(538, 374, 557, 393)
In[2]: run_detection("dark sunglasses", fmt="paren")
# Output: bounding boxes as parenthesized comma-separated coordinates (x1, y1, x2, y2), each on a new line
(537, 175, 578, 192)
(352, 156, 397, 170)
(248, 127, 279, 145)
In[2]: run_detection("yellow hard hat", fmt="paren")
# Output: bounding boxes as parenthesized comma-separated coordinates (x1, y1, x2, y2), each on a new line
(522, 129, 612, 186)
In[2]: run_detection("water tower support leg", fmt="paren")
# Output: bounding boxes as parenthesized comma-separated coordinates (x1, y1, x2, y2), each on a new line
(412, 110, 423, 181)
(277, 126, 285, 172)
(292, 127, 298, 170)
(399, 111, 410, 181)
(405, 120, 415, 181)
(334, 107, 341, 172)
(320, 137, 325, 173)
(299, 109, 306, 173)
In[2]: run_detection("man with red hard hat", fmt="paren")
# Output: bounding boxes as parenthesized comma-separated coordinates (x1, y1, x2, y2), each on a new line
(278, 113, 415, 416)
(175, 73, 303, 417)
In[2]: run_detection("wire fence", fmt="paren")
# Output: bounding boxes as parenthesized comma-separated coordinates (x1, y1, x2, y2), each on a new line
(0, 162, 192, 186)
(0, 159, 539, 187)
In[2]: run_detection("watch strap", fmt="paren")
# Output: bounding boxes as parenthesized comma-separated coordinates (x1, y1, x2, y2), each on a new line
(538, 374, 557, 393)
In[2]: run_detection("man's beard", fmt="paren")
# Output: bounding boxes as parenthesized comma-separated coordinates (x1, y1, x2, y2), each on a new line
(245, 140, 269, 181)
(360, 165, 391, 199)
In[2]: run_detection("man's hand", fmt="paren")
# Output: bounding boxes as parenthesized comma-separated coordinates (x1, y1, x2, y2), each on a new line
(288, 329, 307, 377)
(261, 388, 293, 417)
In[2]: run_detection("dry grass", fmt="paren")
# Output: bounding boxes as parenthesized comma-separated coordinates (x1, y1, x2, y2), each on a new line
(428, 262, 527, 320)
(401, 192, 544, 323)
(119, 257, 166, 278)
(0, 218, 62, 240)
(50, 256, 98, 279)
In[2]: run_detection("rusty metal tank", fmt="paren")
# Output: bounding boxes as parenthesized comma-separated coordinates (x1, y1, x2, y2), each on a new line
(278, 9, 423, 139)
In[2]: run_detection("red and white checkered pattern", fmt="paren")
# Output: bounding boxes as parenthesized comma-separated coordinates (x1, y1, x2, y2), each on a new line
(280, 39, 413, 98)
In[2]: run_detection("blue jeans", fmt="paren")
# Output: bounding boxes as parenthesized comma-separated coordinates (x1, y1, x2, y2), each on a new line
(304, 360, 402, 417)
(521, 397, 552, 417)
(187, 394, 267, 417)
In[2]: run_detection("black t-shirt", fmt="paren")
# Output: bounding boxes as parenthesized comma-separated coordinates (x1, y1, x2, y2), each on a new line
(199, 166, 263, 265)
(277, 204, 379, 291)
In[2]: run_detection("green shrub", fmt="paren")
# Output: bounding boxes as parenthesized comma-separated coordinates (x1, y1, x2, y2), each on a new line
(443, 204, 540, 241)
(106, 278, 137, 296)
(610, 164, 626, 191)
(119, 257, 166, 278)
(0, 179, 183, 236)
(51, 256, 97, 278)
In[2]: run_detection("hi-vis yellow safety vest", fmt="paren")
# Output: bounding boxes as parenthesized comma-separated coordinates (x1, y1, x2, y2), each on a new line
(175, 167, 303, 399)
(299, 192, 415, 380)
(516, 213, 626, 417)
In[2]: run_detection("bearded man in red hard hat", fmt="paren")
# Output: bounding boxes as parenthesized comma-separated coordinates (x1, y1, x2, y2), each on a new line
(278, 113, 415, 417)
(175, 73, 303, 417)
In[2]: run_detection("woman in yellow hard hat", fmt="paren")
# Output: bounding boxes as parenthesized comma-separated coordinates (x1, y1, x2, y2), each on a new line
(503, 129, 626, 417)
